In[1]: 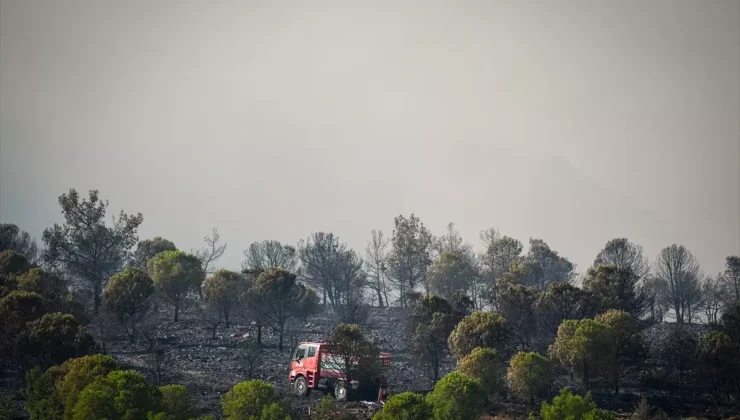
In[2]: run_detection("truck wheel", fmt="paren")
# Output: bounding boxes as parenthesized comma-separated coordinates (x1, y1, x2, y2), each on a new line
(334, 381, 347, 401)
(294, 377, 310, 397)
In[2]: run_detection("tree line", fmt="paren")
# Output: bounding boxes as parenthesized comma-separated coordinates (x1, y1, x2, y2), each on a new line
(3, 188, 737, 323)
(2, 187, 740, 418)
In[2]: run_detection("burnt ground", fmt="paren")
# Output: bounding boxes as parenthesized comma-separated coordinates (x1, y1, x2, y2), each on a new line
(3, 303, 738, 419)
(107, 305, 440, 419)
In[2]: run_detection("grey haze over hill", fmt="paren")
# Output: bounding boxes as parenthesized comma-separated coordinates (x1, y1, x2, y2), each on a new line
(0, 0, 738, 276)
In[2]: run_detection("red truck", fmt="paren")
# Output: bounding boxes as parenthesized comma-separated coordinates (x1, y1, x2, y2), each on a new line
(288, 340, 391, 401)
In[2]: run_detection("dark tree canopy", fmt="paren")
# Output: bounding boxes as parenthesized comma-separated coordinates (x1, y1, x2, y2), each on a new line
(130, 237, 177, 272)
(25, 354, 120, 420)
(583, 265, 651, 320)
(499, 283, 542, 350)
(299, 232, 365, 307)
(0, 223, 39, 262)
(42, 189, 143, 314)
(593, 238, 649, 280)
(479, 229, 523, 286)
(202, 269, 246, 328)
(520, 238, 576, 290)
(410, 294, 457, 381)
(248, 267, 318, 351)
(102, 267, 155, 342)
(72, 370, 162, 420)
(326, 323, 380, 397)
(388, 214, 433, 306)
(0, 249, 32, 280)
(242, 240, 298, 272)
(25, 312, 96, 369)
(427, 251, 478, 303)
(538, 282, 597, 336)
(148, 250, 204, 321)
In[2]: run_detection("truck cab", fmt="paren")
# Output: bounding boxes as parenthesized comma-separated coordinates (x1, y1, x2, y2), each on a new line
(288, 340, 391, 401)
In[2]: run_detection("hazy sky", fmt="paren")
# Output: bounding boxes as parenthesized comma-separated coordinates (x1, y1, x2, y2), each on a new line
(1, 0, 738, 277)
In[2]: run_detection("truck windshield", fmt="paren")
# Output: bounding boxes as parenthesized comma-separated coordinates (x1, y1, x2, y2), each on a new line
(293, 346, 306, 360)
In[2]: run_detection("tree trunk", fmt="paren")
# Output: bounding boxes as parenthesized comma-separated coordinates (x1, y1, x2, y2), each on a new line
(257, 323, 262, 345)
(376, 289, 384, 308)
(614, 373, 619, 395)
(224, 309, 230, 328)
(433, 356, 439, 382)
(125, 322, 135, 343)
(211, 324, 218, 340)
(93, 280, 102, 315)
(279, 327, 284, 351)
(174, 297, 180, 322)
(530, 388, 535, 406)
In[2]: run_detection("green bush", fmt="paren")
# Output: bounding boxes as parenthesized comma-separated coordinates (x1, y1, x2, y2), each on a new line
(221, 379, 280, 420)
(25, 354, 119, 420)
(158, 384, 197, 420)
(456, 347, 504, 399)
(534, 388, 615, 420)
(25, 365, 66, 420)
(71, 370, 162, 420)
(312, 395, 338, 420)
(373, 392, 431, 420)
(148, 250, 204, 322)
(594, 310, 645, 394)
(507, 351, 552, 405)
(548, 319, 615, 389)
(0, 393, 12, 420)
(25, 312, 96, 368)
(103, 267, 155, 342)
(426, 371, 486, 420)
(447, 311, 508, 358)
(0, 290, 45, 331)
(258, 401, 292, 420)
(0, 249, 31, 278)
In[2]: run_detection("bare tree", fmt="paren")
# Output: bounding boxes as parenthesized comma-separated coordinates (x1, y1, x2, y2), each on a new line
(240, 338, 263, 379)
(720, 256, 740, 304)
(299, 232, 363, 307)
(643, 276, 669, 323)
(701, 275, 726, 324)
(593, 238, 649, 280)
(195, 298, 225, 339)
(242, 240, 298, 272)
(146, 346, 168, 386)
(479, 227, 500, 250)
(195, 227, 227, 276)
(365, 230, 390, 307)
(335, 287, 371, 326)
(433, 223, 468, 257)
(89, 308, 120, 354)
(653, 245, 703, 324)
(139, 308, 161, 351)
